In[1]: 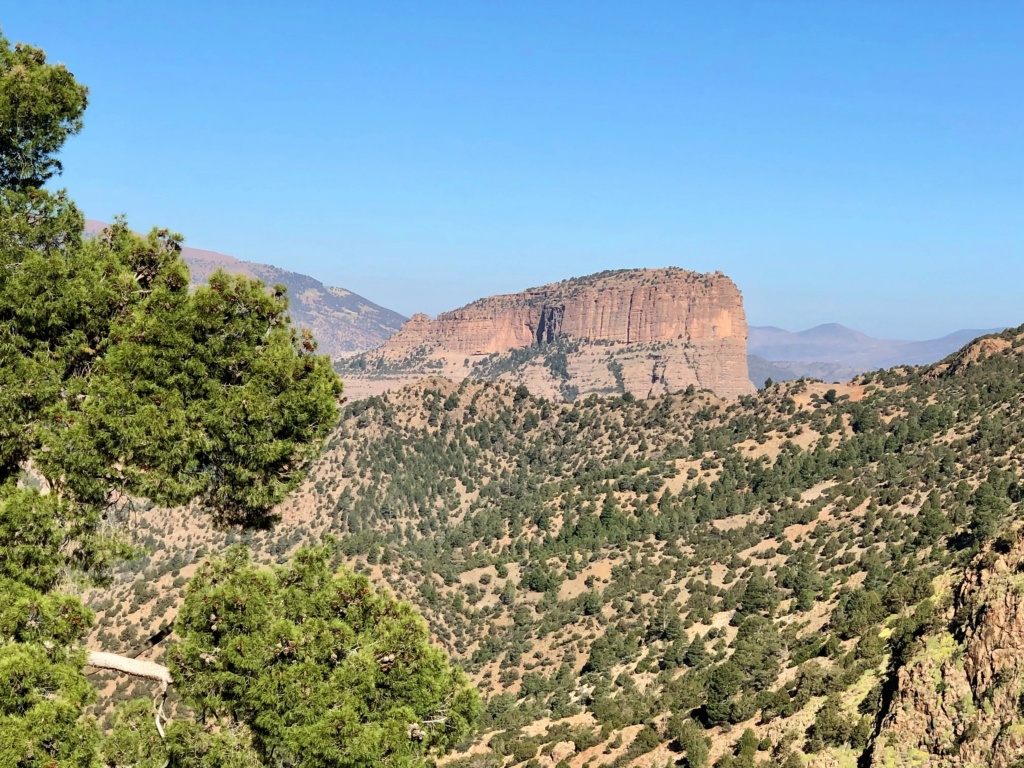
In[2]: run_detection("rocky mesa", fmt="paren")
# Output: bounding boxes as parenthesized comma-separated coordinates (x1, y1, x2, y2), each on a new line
(339, 267, 755, 401)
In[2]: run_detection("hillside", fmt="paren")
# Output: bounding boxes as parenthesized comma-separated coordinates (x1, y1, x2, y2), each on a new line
(338, 267, 755, 401)
(84, 220, 407, 356)
(748, 324, 1004, 387)
(747, 355, 863, 390)
(83, 325, 1024, 767)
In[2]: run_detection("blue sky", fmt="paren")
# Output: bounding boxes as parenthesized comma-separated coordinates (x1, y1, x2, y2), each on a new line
(4, 2, 1022, 338)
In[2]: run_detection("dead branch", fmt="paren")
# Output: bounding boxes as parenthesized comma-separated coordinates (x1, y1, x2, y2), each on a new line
(86, 650, 172, 686)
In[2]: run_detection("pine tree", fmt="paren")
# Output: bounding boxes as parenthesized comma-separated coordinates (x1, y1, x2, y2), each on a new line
(167, 545, 480, 767)
(738, 572, 778, 616)
(666, 716, 709, 768)
(684, 633, 710, 668)
(0, 29, 478, 768)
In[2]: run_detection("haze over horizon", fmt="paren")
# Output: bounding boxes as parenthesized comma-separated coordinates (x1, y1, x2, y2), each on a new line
(4, 2, 1021, 339)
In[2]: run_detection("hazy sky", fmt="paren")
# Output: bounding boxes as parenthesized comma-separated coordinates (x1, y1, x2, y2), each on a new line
(4, 2, 1022, 338)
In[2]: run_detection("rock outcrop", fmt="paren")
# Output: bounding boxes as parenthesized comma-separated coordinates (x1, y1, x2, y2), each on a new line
(868, 530, 1024, 768)
(380, 268, 745, 356)
(339, 268, 755, 401)
(924, 336, 1012, 383)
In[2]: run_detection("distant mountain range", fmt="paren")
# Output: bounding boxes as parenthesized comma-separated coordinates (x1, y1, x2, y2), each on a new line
(83, 221, 407, 357)
(747, 323, 1005, 387)
(79, 221, 1005, 387)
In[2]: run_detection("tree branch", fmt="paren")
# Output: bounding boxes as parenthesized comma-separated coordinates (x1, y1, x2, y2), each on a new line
(86, 650, 172, 686)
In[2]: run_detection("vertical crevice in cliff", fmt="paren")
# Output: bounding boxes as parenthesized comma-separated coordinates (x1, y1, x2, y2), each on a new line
(858, 637, 911, 768)
(535, 305, 563, 346)
(625, 290, 636, 343)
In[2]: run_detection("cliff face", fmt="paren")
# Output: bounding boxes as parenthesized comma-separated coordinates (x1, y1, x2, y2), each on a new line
(869, 531, 1024, 768)
(382, 268, 746, 356)
(343, 268, 755, 401)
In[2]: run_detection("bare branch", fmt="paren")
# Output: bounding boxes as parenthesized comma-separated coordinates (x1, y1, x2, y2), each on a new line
(85, 650, 172, 686)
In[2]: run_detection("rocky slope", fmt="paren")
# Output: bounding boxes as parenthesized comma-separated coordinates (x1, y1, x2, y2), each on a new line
(339, 267, 755, 401)
(868, 529, 1024, 768)
(84, 220, 406, 356)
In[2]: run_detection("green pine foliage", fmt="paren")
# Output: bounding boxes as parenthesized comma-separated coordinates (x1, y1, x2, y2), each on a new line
(168, 544, 480, 768)
(1, 29, 476, 768)
(0, 579, 98, 768)
(0, 34, 87, 190)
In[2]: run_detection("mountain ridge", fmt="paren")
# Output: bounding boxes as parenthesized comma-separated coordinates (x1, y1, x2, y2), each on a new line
(83, 219, 407, 357)
(748, 323, 1006, 387)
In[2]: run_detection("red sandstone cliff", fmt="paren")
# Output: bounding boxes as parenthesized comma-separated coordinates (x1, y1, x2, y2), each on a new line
(342, 268, 755, 400)
(382, 268, 746, 357)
